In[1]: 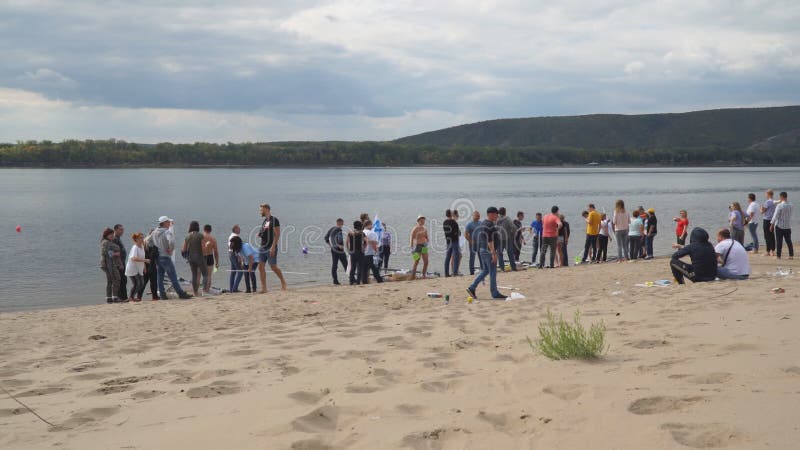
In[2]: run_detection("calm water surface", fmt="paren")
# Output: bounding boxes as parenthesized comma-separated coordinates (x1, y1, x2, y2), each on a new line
(1, 167, 798, 312)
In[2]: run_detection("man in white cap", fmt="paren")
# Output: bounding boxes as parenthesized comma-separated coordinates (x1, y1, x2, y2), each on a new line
(152, 216, 192, 299)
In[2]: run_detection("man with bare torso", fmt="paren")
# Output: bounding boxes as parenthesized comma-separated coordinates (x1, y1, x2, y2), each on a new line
(410, 215, 429, 279)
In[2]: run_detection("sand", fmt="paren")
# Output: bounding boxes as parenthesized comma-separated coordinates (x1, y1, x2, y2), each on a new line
(1, 255, 798, 449)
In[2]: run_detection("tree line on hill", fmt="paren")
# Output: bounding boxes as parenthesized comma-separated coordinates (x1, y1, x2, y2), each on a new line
(0, 139, 797, 167)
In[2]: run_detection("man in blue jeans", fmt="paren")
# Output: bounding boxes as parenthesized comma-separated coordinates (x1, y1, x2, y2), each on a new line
(152, 216, 192, 299)
(464, 211, 481, 275)
(466, 206, 506, 300)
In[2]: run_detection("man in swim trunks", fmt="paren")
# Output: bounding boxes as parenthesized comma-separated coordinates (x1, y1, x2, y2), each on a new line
(410, 215, 429, 279)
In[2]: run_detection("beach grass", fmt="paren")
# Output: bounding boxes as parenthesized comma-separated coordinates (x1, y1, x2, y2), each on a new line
(531, 309, 606, 360)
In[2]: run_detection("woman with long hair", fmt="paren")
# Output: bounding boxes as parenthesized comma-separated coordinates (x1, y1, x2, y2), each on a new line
(100, 228, 125, 303)
(229, 235, 258, 293)
(181, 220, 206, 297)
(125, 232, 149, 302)
(729, 202, 745, 245)
(612, 199, 630, 262)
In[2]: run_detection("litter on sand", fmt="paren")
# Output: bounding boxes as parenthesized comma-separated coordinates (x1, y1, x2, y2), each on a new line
(634, 280, 672, 288)
(505, 292, 526, 301)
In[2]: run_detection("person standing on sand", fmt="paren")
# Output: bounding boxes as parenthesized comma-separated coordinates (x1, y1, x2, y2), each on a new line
(530, 212, 543, 266)
(100, 228, 124, 303)
(466, 206, 506, 300)
(112, 224, 128, 301)
(143, 229, 160, 300)
(228, 225, 241, 292)
(465, 210, 481, 275)
(539, 206, 561, 269)
(745, 193, 760, 253)
(125, 232, 149, 302)
(496, 207, 517, 271)
(761, 190, 777, 256)
(153, 216, 192, 300)
(410, 216, 429, 279)
(380, 225, 392, 269)
(628, 210, 644, 260)
(582, 204, 601, 263)
(558, 214, 570, 267)
(645, 208, 657, 260)
(674, 210, 689, 246)
(670, 228, 717, 284)
(770, 191, 794, 260)
(443, 209, 461, 277)
(202, 224, 219, 293)
(325, 218, 347, 285)
(613, 200, 630, 262)
(513, 211, 525, 262)
(346, 221, 365, 285)
(714, 228, 750, 280)
(182, 221, 207, 297)
(362, 220, 384, 284)
(258, 203, 287, 293)
(229, 236, 257, 293)
(597, 213, 612, 262)
(728, 202, 745, 245)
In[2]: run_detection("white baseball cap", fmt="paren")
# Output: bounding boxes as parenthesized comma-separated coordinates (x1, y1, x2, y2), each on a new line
(157, 216, 174, 223)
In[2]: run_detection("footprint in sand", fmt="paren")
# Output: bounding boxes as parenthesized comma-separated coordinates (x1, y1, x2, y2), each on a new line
(401, 428, 449, 448)
(628, 396, 706, 415)
(58, 406, 120, 430)
(542, 384, 584, 401)
(637, 358, 690, 373)
(375, 336, 413, 349)
(627, 339, 670, 349)
(195, 369, 237, 381)
(395, 404, 427, 415)
(345, 384, 381, 394)
(226, 349, 260, 357)
(0, 407, 31, 417)
(687, 373, 733, 384)
(722, 343, 759, 352)
(137, 359, 169, 368)
(131, 390, 166, 400)
(309, 349, 334, 356)
(783, 366, 800, 376)
(91, 385, 132, 395)
(0, 379, 34, 388)
(661, 422, 742, 448)
(290, 439, 334, 450)
(185, 380, 242, 398)
(420, 380, 461, 393)
(15, 386, 67, 398)
(477, 410, 508, 430)
(291, 406, 339, 433)
(362, 325, 386, 332)
(288, 388, 331, 405)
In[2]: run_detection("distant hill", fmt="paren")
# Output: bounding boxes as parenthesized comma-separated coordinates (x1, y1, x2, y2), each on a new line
(395, 106, 800, 151)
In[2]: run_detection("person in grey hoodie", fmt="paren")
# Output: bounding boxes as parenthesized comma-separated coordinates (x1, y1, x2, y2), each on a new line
(152, 216, 192, 299)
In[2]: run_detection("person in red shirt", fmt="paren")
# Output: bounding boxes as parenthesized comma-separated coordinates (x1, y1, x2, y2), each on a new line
(673, 210, 689, 245)
(538, 205, 562, 268)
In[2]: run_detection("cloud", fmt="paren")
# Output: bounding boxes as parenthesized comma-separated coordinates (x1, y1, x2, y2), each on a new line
(0, 0, 798, 141)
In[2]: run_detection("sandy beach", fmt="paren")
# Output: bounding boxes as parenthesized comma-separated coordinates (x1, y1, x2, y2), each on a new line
(1, 255, 798, 449)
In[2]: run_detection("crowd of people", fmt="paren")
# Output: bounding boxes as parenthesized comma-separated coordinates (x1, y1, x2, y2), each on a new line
(100, 191, 794, 303)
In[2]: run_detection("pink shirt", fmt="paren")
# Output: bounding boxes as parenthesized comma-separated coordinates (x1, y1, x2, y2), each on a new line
(542, 214, 561, 238)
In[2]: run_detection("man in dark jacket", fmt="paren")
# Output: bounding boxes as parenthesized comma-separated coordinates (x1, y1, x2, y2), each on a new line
(324, 218, 347, 285)
(670, 227, 717, 284)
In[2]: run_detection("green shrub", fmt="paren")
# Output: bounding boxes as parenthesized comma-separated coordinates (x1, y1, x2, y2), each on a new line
(529, 309, 607, 360)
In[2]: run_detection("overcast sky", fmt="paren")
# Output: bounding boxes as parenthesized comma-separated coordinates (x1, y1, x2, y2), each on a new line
(1, 0, 798, 143)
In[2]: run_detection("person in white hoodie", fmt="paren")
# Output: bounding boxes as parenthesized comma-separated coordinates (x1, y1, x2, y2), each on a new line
(125, 232, 149, 302)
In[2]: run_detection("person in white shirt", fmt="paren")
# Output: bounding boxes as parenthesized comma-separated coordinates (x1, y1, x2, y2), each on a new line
(745, 193, 760, 253)
(714, 228, 750, 280)
(125, 232, 150, 302)
(361, 220, 383, 284)
(770, 191, 794, 260)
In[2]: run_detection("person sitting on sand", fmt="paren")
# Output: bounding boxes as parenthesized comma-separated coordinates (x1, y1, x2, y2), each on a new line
(670, 227, 717, 284)
(466, 206, 506, 300)
(714, 228, 750, 280)
(410, 215, 429, 279)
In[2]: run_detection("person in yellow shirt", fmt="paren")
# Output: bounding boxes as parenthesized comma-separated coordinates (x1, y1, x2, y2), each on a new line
(582, 204, 602, 263)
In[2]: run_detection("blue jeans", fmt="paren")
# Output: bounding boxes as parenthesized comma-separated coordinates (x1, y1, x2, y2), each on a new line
(229, 252, 243, 292)
(444, 241, 462, 276)
(645, 233, 656, 258)
(717, 266, 749, 280)
(157, 256, 186, 298)
(747, 222, 759, 251)
(469, 250, 502, 298)
(468, 247, 479, 274)
(531, 235, 540, 263)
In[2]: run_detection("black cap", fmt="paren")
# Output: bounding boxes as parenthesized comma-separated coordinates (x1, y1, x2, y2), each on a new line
(486, 206, 499, 214)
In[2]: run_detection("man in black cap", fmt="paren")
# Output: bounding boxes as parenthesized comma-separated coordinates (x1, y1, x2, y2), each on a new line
(466, 207, 506, 300)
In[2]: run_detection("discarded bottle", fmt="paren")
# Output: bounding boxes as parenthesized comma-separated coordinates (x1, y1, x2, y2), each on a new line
(427, 292, 443, 298)
(444, 294, 450, 305)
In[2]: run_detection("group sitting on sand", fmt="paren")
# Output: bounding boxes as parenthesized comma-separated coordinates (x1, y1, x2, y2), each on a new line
(100, 191, 793, 303)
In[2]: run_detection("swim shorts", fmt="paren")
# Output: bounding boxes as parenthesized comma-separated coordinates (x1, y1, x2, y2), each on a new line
(412, 244, 428, 261)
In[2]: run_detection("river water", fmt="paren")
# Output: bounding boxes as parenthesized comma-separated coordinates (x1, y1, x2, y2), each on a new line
(1, 167, 798, 311)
